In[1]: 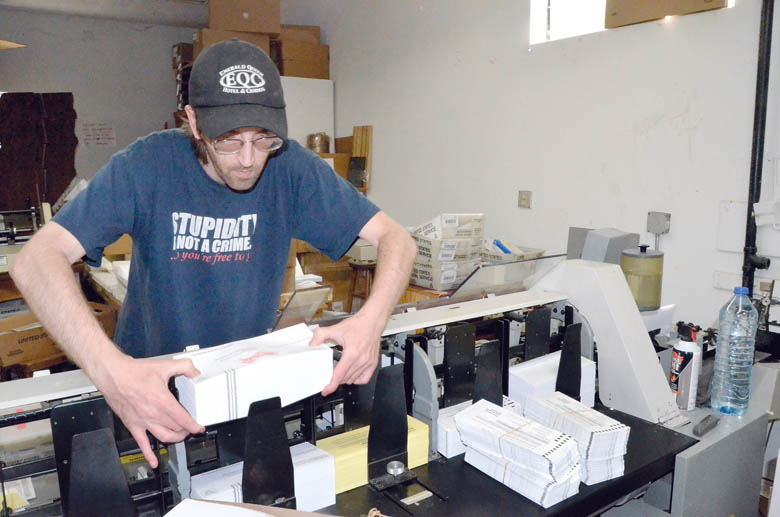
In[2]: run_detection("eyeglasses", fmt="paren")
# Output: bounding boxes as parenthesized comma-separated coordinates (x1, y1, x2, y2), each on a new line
(211, 135, 283, 155)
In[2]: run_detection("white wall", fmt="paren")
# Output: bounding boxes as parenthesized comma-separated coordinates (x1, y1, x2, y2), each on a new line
(283, 0, 780, 327)
(0, 8, 194, 179)
(3, 1, 780, 327)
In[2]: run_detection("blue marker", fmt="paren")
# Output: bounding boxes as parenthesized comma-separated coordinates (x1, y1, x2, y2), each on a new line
(493, 239, 511, 254)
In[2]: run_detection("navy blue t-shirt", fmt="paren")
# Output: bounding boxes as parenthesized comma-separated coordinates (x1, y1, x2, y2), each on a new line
(54, 130, 378, 358)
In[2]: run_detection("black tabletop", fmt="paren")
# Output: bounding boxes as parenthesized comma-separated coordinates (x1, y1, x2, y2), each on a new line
(320, 406, 697, 517)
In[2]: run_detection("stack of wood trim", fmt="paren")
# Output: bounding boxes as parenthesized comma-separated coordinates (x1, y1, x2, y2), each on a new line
(349, 125, 372, 194)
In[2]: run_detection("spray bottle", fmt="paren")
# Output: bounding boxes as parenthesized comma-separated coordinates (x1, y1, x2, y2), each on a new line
(670, 322, 702, 411)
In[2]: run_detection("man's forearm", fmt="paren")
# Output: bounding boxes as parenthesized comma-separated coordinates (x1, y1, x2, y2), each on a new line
(9, 225, 124, 380)
(356, 225, 416, 328)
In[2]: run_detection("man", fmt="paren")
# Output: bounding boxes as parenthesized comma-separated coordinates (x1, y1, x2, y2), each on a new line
(9, 40, 417, 468)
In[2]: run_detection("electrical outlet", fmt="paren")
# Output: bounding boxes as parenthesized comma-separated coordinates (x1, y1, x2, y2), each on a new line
(518, 190, 532, 209)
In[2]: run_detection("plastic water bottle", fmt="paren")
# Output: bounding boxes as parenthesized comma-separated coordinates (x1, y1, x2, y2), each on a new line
(710, 286, 758, 415)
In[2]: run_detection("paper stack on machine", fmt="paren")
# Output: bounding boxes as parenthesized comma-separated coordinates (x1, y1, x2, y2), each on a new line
(454, 399, 581, 508)
(522, 392, 630, 485)
(173, 323, 333, 426)
(508, 350, 597, 408)
(437, 400, 472, 458)
(189, 441, 336, 511)
(409, 213, 484, 291)
(316, 415, 429, 494)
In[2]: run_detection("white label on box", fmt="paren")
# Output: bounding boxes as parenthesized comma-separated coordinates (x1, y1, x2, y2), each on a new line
(441, 241, 458, 250)
(438, 250, 456, 261)
(0, 256, 7, 266)
(443, 215, 459, 227)
(441, 269, 457, 284)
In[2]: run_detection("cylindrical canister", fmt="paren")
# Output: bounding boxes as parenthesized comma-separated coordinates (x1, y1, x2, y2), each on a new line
(621, 244, 663, 311)
(670, 333, 701, 411)
(306, 132, 330, 153)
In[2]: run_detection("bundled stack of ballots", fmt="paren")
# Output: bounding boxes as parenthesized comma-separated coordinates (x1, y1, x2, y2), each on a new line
(454, 399, 581, 508)
(523, 392, 630, 485)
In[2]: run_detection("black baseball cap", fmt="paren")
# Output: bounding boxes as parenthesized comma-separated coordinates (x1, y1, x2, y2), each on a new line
(188, 39, 287, 140)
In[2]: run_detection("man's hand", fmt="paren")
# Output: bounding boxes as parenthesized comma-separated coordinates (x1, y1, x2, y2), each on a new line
(311, 313, 383, 396)
(94, 355, 205, 468)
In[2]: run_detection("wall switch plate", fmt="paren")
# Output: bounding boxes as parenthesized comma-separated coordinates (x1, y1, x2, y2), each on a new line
(518, 190, 532, 209)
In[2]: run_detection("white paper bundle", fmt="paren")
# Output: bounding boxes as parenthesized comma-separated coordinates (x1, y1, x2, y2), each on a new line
(508, 351, 596, 408)
(437, 400, 472, 458)
(523, 392, 630, 485)
(189, 442, 336, 512)
(174, 324, 333, 426)
(522, 392, 630, 461)
(454, 399, 580, 483)
(580, 455, 625, 485)
(190, 461, 243, 503)
(465, 446, 580, 509)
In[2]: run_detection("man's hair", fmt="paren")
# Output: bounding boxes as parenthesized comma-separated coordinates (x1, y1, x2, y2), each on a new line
(176, 112, 208, 164)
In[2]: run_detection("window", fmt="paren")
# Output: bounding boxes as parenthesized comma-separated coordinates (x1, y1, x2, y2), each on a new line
(529, 0, 606, 45)
(530, 0, 736, 45)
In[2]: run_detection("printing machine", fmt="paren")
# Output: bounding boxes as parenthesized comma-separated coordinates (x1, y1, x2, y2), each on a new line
(0, 255, 777, 516)
(0, 203, 51, 274)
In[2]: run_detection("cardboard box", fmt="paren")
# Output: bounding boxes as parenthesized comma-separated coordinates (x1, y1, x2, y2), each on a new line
(271, 40, 330, 80)
(0, 302, 116, 368)
(194, 29, 271, 58)
(410, 259, 480, 291)
(412, 233, 481, 263)
(208, 0, 280, 35)
(481, 240, 545, 264)
(345, 239, 376, 263)
(277, 24, 321, 45)
(605, 0, 728, 29)
(413, 213, 485, 240)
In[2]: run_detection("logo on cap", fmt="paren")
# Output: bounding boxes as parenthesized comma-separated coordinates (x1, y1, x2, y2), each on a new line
(218, 64, 266, 94)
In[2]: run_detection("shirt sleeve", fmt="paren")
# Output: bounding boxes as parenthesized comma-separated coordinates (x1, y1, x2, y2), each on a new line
(290, 150, 379, 262)
(53, 143, 140, 266)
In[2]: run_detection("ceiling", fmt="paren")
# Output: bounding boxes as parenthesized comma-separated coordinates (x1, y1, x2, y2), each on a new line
(0, 0, 208, 27)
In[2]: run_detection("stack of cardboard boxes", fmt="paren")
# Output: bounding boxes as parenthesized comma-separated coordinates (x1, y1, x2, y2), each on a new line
(410, 214, 485, 291)
(194, 0, 329, 80)
(194, 0, 278, 57)
(270, 24, 329, 80)
(172, 1, 330, 126)
(0, 274, 116, 380)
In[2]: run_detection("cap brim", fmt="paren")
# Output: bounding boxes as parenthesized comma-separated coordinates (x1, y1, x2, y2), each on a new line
(195, 103, 287, 140)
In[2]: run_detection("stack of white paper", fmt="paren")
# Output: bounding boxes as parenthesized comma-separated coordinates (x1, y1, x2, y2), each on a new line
(174, 324, 333, 426)
(465, 447, 580, 508)
(437, 400, 472, 458)
(189, 442, 336, 512)
(289, 441, 336, 510)
(454, 399, 581, 508)
(508, 351, 596, 408)
(523, 392, 630, 485)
